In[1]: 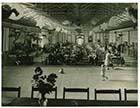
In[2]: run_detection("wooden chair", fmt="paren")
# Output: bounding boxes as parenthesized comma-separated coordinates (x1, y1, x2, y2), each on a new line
(94, 89, 121, 100)
(2, 87, 21, 98)
(124, 88, 138, 101)
(63, 87, 89, 100)
(31, 86, 57, 99)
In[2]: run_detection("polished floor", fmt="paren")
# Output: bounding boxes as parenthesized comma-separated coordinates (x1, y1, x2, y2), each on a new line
(2, 65, 138, 100)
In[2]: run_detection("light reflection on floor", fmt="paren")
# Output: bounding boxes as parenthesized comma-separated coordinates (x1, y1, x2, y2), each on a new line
(2, 65, 138, 100)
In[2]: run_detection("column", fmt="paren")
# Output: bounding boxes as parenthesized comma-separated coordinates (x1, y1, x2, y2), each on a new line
(75, 34, 77, 43)
(56, 32, 59, 43)
(128, 31, 130, 46)
(92, 33, 94, 43)
(3, 27, 10, 52)
(70, 33, 73, 43)
(114, 31, 117, 42)
(128, 31, 130, 56)
(95, 32, 97, 43)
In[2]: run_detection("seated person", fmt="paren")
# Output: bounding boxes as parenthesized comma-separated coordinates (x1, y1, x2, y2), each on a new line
(114, 49, 121, 56)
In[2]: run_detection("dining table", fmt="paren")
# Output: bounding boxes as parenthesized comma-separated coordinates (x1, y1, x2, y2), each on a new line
(2, 97, 138, 106)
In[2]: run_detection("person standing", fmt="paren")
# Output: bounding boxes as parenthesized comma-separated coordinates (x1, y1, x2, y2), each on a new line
(101, 64, 108, 81)
(104, 50, 113, 70)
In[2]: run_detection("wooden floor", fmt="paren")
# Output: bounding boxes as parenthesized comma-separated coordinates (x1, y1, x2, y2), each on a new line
(2, 65, 138, 100)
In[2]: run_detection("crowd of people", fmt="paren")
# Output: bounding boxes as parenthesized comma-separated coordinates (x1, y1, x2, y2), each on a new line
(41, 41, 125, 66)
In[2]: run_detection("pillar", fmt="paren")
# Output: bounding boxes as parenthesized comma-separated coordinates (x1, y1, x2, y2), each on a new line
(95, 32, 97, 43)
(128, 31, 130, 56)
(114, 31, 117, 42)
(3, 27, 10, 52)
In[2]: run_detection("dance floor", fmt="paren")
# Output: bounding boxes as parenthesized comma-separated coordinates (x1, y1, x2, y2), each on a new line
(2, 65, 138, 100)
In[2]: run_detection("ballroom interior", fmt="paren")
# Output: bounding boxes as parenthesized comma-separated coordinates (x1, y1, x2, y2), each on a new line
(1, 3, 138, 106)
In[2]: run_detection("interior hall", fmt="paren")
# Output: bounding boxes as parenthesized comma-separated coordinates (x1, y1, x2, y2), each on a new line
(1, 3, 138, 106)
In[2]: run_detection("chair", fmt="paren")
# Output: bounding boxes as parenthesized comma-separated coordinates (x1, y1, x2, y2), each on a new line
(124, 88, 138, 101)
(31, 86, 57, 99)
(2, 87, 21, 98)
(63, 87, 89, 100)
(94, 89, 121, 100)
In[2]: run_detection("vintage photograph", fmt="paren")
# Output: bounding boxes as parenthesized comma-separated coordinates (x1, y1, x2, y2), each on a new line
(1, 2, 138, 106)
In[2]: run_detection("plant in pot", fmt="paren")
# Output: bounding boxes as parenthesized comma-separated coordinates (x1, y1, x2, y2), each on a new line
(32, 67, 58, 106)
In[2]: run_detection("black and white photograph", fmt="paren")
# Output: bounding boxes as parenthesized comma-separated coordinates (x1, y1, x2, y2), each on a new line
(1, 2, 138, 106)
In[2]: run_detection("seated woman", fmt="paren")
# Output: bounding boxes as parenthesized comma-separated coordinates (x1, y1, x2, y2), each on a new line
(114, 49, 121, 57)
(70, 50, 77, 64)
(88, 51, 97, 65)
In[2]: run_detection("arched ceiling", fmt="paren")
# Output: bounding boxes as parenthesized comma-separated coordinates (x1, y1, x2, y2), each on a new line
(2, 3, 137, 32)
(29, 3, 133, 26)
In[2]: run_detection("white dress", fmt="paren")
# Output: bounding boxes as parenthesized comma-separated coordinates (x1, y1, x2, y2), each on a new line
(100, 65, 106, 76)
(104, 53, 110, 66)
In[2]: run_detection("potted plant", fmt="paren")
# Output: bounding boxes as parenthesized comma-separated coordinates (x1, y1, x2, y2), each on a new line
(32, 67, 58, 106)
